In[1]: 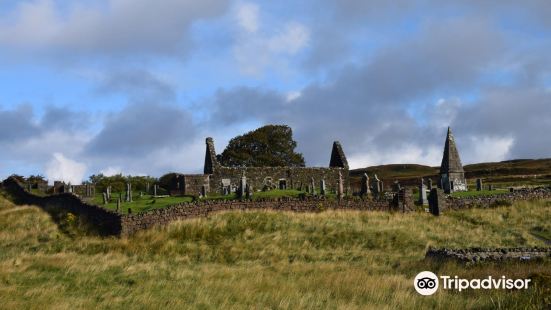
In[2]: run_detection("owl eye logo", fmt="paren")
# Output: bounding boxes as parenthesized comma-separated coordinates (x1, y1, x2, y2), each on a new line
(414, 271, 439, 295)
(416, 277, 436, 289)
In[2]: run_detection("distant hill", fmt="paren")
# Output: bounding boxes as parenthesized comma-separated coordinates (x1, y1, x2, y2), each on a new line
(350, 158, 551, 189)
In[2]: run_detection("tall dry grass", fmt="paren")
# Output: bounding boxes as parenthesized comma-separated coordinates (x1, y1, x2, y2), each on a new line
(0, 191, 549, 309)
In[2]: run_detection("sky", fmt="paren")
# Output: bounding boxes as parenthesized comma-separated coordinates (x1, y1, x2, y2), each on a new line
(1, 0, 551, 184)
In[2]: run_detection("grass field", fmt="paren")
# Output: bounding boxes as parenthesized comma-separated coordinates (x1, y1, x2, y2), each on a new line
(0, 191, 550, 309)
(89, 190, 313, 214)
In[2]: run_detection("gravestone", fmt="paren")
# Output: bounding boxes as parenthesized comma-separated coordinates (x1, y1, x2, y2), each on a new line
(428, 179, 433, 190)
(310, 177, 316, 195)
(116, 198, 121, 212)
(360, 173, 370, 196)
(418, 179, 428, 206)
(476, 178, 483, 191)
(245, 184, 252, 199)
(337, 171, 344, 200)
(320, 179, 326, 196)
(428, 188, 447, 216)
(201, 185, 207, 198)
(239, 174, 247, 198)
(393, 181, 401, 192)
(102, 192, 108, 205)
(372, 174, 381, 195)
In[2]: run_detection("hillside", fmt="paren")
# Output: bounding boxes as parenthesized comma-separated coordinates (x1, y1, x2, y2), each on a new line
(350, 158, 551, 188)
(0, 191, 549, 308)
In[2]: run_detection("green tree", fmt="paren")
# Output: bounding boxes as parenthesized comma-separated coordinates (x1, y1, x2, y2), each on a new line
(217, 125, 305, 167)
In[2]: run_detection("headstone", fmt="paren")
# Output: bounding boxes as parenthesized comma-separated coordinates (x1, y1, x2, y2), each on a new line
(428, 188, 447, 216)
(126, 183, 132, 202)
(320, 179, 326, 196)
(201, 185, 207, 198)
(245, 184, 252, 199)
(418, 179, 428, 206)
(372, 174, 380, 195)
(360, 173, 370, 196)
(102, 192, 107, 205)
(116, 198, 121, 212)
(428, 179, 433, 190)
(337, 171, 344, 200)
(378, 180, 384, 193)
(476, 178, 483, 191)
(393, 181, 401, 192)
(239, 173, 247, 198)
(310, 177, 316, 195)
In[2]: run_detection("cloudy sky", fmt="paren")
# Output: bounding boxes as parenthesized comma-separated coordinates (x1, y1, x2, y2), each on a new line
(1, 0, 551, 183)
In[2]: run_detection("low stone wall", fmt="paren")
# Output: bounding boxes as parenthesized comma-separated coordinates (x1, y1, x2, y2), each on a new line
(426, 247, 551, 264)
(447, 188, 551, 210)
(1, 177, 122, 235)
(120, 198, 390, 236)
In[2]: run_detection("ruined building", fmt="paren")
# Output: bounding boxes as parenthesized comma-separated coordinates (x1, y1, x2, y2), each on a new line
(439, 127, 467, 193)
(204, 137, 350, 195)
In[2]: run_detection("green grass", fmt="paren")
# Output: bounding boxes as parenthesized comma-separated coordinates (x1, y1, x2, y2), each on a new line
(450, 189, 509, 198)
(90, 192, 194, 214)
(0, 191, 549, 309)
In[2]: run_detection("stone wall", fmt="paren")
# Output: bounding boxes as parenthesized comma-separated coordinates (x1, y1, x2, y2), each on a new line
(426, 247, 551, 264)
(120, 197, 391, 236)
(446, 188, 551, 210)
(204, 137, 350, 195)
(211, 166, 348, 194)
(2, 177, 122, 235)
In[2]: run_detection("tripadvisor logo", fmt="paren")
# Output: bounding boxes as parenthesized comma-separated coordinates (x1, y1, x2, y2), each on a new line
(414, 271, 439, 295)
(413, 271, 532, 296)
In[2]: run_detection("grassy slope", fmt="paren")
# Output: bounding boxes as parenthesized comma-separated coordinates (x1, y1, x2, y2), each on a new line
(350, 158, 551, 188)
(0, 192, 550, 309)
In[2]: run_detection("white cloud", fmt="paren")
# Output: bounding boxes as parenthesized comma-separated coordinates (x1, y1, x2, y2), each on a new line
(268, 22, 310, 54)
(100, 166, 122, 177)
(232, 4, 310, 76)
(0, 0, 229, 58)
(347, 145, 442, 169)
(236, 2, 259, 33)
(286, 91, 302, 102)
(45, 153, 87, 184)
(463, 136, 514, 164)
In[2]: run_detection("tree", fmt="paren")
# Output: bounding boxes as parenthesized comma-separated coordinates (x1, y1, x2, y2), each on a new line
(217, 125, 305, 167)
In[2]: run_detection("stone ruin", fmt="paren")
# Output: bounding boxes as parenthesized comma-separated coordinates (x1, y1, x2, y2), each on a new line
(439, 127, 467, 194)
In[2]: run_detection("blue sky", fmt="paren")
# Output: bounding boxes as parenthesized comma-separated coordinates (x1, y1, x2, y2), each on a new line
(1, 0, 551, 183)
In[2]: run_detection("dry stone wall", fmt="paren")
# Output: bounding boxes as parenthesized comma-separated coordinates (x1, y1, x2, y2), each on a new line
(426, 247, 551, 264)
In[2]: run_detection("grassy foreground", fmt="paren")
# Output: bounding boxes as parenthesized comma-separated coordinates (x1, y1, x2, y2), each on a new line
(0, 192, 550, 309)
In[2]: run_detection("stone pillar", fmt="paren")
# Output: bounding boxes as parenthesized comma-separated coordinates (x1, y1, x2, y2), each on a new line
(360, 173, 370, 196)
(239, 174, 247, 198)
(428, 188, 447, 216)
(393, 181, 401, 192)
(428, 179, 433, 190)
(320, 179, 326, 196)
(310, 177, 316, 195)
(116, 198, 121, 212)
(372, 175, 380, 195)
(418, 179, 428, 206)
(337, 171, 344, 200)
(476, 178, 483, 191)
(201, 185, 207, 198)
(102, 192, 107, 205)
(146, 182, 150, 194)
(154, 184, 157, 196)
(245, 184, 252, 199)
